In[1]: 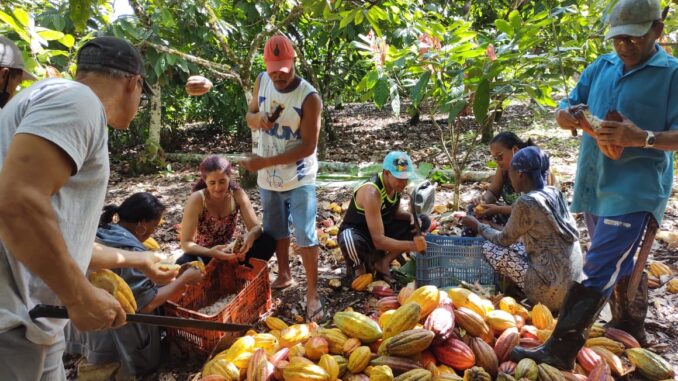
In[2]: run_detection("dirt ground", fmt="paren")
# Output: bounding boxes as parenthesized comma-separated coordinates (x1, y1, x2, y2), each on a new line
(66, 103, 678, 380)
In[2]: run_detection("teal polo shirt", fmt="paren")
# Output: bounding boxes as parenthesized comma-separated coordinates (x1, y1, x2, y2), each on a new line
(560, 46, 678, 223)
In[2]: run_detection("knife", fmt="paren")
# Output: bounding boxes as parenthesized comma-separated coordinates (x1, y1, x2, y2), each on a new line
(29, 304, 252, 332)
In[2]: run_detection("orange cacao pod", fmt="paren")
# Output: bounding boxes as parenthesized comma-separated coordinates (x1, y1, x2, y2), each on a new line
(185, 75, 213, 96)
(404, 285, 441, 319)
(352, 273, 374, 291)
(305, 336, 330, 361)
(530, 304, 554, 330)
(431, 338, 475, 371)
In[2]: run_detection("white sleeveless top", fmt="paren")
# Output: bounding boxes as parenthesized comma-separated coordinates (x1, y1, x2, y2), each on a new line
(256, 72, 319, 191)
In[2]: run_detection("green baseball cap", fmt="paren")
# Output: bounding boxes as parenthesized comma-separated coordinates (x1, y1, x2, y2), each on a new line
(605, 0, 662, 39)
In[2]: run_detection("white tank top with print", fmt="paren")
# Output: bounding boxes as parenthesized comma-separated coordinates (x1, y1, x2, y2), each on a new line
(256, 72, 319, 191)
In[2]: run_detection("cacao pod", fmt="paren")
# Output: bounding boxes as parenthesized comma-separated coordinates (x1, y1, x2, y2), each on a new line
(334, 311, 383, 343)
(494, 327, 520, 363)
(370, 356, 423, 375)
(344, 337, 362, 355)
(603, 327, 639, 349)
(280, 324, 312, 348)
(625, 347, 675, 380)
(585, 337, 625, 355)
(305, 336, 330, 361)
(498, 297, 519, 315)
(589, 346, 624, 376)
(370, 365, 395, 381)
(394, 369, 432, 381)
(384, 329, 435, 357)
(318, 328, 349, 355)
(462, 366, 491, 381)
(454, 307, 493, 343)
(319, 354, 340, 381)
(267, 317, 290, 331)
(586, 362, 611, 381)
(203, 358, 240, 381)
(346, 374, 370, 381)
(469, 337, 498, 376)
(514, 359, 538, 381)
(373, 286, 396, 298)
(283, 362, 330, 381)
(420, 350, 437, 368)
(290, 357, 314, 365)
(498, 361, 516, 375)
(433, 374, 462, 381)
(587, 323, 606, 339)
(378, 296, 401, 314)
(89, 269, 137, 314)
(398, 285, 415, 305)
(383, 303, 421, 339)
(269, 348, 289, 366)
(353, 273, 374, 291)
(485, 310, 516, 333)
(648, 262, 673, 278)
(254, 333, 280, 355)
(379, 310, 397, 329)
(576, 346, 603, 373)
(404, 285, 440, 319)
(536, 363, 564, 381)
(530, 304, 554, 330)
(519, 325, 539, 340)
(185, 75, 213, 96)
(424, 306, 455, 344)
(495, 372, 516, 381)
(332, 355, 348, 377)
(348, 346, 372, 374)
(448, 288, 486, 317)
(666, 278, 678, 293)
(289, 344, 305, 358)
(431, 338, 475, 371)
(247, 349, 273, 381)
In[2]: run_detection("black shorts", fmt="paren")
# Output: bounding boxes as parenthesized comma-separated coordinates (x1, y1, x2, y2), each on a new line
(338, 220, 414, 271)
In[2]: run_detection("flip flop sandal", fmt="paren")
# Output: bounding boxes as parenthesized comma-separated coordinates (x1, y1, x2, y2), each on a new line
(306, 295, 328, 323)
(271, 278, 298, 290)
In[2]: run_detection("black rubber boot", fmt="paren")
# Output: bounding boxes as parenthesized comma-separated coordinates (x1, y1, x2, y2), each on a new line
(509, 282, 608, 370)
(606, 273, 648, 346)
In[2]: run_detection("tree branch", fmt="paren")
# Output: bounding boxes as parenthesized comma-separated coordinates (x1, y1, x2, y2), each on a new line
(139, 41, 241, 83)
(203, 1, 242, 67)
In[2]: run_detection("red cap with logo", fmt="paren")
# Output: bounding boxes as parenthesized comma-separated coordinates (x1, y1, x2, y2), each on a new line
(263, 35, 296, 74)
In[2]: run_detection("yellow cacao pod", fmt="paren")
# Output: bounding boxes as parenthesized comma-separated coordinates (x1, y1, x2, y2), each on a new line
(485, 310, 516, 333)
(317, 328, 349, 355)
(514, 359, 538, 381)
(379, 309, 396, 329)
(530, 304, 554, 330)
(280, 324, 312, 348)
(319, 354, 340, 381)
(404, 285, 440, 319)
(383, 302, 421, 339)
(267, 316, 290, 331)
(448, 288, 486, 317)
(587, 323, 606, 338)
(648, 262, 673, 278)
(348, 346, 372, 374)
(383, 329, 435, 357)
(343, 337, 362, 356)
(666, 278, 678, 294)
(289, 344, 305, 358)
(352, 273, 374, 291)
(202, 358, 240, 381)
(283, 362, 330, 381)
(585, 337, 625, 355)
(89, 269, 137, 314)
(333, 311, 383, 343)
(370, 365, 394, 381)
(498, 297, 518, 314)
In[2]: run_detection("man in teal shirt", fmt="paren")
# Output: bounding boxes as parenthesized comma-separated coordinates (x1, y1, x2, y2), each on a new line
(511, 0, 678, 370)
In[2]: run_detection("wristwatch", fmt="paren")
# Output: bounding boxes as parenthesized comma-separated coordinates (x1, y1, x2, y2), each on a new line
(644, 130, 656, 148)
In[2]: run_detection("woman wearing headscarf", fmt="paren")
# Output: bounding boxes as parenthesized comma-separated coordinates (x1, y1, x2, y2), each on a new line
(460, 146, 583, 311)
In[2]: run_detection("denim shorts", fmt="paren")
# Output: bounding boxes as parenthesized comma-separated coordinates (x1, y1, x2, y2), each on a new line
(260, 185, 318, 247)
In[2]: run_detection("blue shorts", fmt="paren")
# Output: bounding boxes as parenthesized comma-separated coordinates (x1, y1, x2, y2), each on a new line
(582, 212, 651, 296)
(260, 185, 318, 247)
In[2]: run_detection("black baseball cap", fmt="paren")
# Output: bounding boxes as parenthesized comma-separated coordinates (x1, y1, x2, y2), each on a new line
(76, 36, 153, 95)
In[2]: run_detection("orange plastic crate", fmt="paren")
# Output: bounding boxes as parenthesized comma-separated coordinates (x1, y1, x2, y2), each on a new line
(165, 258, 272, 355)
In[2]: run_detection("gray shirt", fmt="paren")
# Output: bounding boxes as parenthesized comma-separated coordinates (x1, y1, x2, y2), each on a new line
(0, 78, 109, 345)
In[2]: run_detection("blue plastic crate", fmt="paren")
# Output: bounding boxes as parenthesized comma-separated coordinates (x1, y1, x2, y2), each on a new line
(416, 235, 496, 289)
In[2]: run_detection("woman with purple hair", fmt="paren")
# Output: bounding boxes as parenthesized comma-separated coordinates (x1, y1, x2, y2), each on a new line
(460, 146, 583, 311)
(177, 155, 275, 265)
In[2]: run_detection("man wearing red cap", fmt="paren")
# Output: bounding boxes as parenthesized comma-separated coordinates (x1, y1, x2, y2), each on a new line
(242, 35, 324, 321)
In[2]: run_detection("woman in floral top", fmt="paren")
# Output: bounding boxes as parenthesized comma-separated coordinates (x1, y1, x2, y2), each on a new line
(460, 146, 583, 311)
(178, 155, 275, 265)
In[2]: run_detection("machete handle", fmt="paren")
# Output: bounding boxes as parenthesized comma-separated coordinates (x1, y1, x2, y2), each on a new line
(29, 304, 68, 319)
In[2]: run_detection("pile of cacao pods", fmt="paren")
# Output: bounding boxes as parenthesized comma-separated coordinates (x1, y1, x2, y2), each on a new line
(199, 281, 675, 381)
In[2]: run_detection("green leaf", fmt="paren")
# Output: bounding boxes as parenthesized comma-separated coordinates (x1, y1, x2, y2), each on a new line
(37, 29, 65, 41)
(391, 92, 401, 117)
(448, 99, 467, 124)
(368, 6, 388, 20)
(354, 10, 364, 25)
(12, 8, 30, 27)
(339, 10, 356, 28)
(59, 34, 75, 49)
(508, 10, 522, 30)
(417, 162, 434, 178)
(495, 19, 513, 37)
(486, 160, 498, 169)
(411, 70, 431, 109)
(473, 78, 490, 124)
(373, 78, 390, 109)
(365, 70, 379, 90)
